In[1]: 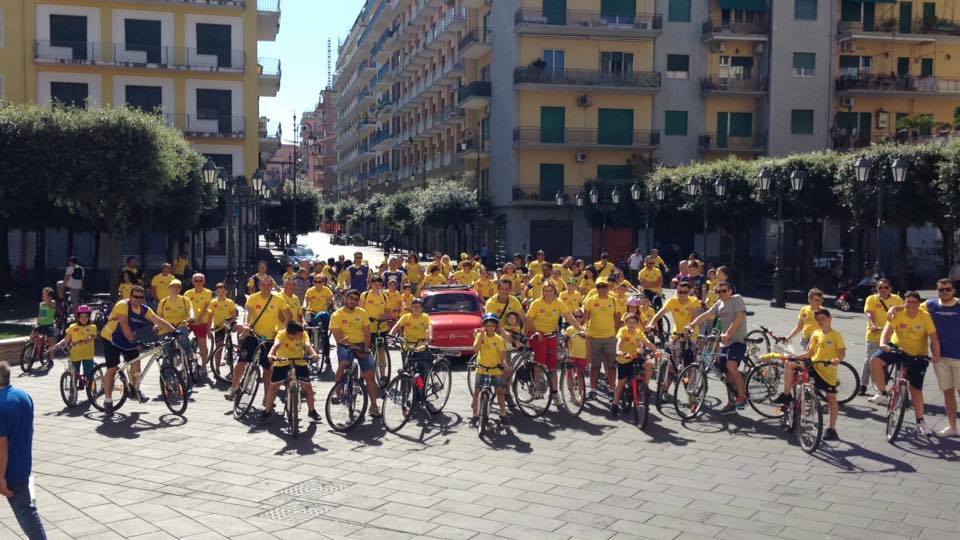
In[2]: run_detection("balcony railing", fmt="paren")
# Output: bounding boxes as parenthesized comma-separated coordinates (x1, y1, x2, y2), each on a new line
(698, 132, 765, 152)
(514, 127, 660, 147)
(257, 0, 280, 12)
(700, 75, 767, 92)
(514, 67, 660, 89)
(512, 185, 572, 203)
(33, 40, 246, 70)
(838, 18, 960, 37)
(836, 74, 960, 94)
(459, 28, 493, 50)
(258, 57, 280, 76)
(515, 9, 662, 33)
(458, 81, 492, 103)
(164, 114, 246, 137)
(702, 18, 768, 37)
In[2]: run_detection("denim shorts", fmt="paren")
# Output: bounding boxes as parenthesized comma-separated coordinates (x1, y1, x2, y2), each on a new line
(337, 345, 375, 372)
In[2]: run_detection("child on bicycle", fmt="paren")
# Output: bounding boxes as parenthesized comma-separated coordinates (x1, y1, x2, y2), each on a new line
(562, 310, 588, 374)
(54, 304, 97, 382)
(471, 313, 509, 427)
(35, 287, 57, 351)
(390, 298, 433, 393)
(612, 312, 657, 417)
(772, 308, 844, 441)
(263, 321, 320, 422)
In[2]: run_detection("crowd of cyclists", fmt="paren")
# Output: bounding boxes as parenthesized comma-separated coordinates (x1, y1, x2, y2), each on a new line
(25, 244, 960, 446)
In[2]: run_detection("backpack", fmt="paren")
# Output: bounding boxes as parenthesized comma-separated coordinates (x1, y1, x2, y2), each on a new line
(71, 266, 85, 281)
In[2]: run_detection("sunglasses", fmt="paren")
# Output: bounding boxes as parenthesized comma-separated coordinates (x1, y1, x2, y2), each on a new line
(877, 286, 891, 289)
(132, 295, 145, 300)
(678, 290, 690, 294)
(718, 289, 731, 294)
(939, 288, 955, 292)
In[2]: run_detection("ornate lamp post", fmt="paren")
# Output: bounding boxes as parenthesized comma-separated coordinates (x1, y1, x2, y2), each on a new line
(686, 177, 726, 259)
(854, 156, 909, 275)
(760, 168, 805, 308)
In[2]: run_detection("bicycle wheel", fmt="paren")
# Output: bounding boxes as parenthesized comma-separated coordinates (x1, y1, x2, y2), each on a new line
(886, 380, 908, 443)
(745, 330, 772, 354)
(59, 370, 77, 407)
(375, 344, 392, 390)
(654, 358, 670, 412)
(171, 348, 190, 387)
(478, 389, 490, 437)
(211, 343, 237, 384)
(673, 364, 707, 420)
(87, 364, 128, 412)
(159, 366, 188, 416)
(833, 361, 861, 405)
(796, 386, 823, 453)
(558, 363, 585, 417)
(512, 361, 552, 418)
(634, 383, 649, 429)
(287, 384, 300, 438)
(381, 375, 413, 433)
(20, 343, 37, 373)
(325, 377, 368, 432)
(232, 364, 261, 419)
(746, 362, 785, 419)
(466, 356, 478, 395)
(658, 316, 672, 338)
(425, 358, 451, 414)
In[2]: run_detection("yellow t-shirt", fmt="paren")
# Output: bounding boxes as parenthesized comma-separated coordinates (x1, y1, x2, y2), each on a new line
(400, 292, 415, 314)
(118, 282, 135, 300)
(65, 323, 97, 361)
(474, 278, 496, 300)
(151, 273, 175, 300)
(405, 263, 423, 285)
(527, 260, 546, 277)
(886, 310, 937, 357)
(280, 292, 303, 323)
(563, 325, 587, 359)
(247, 272, 274, 292)
(157, 295, 192, 334)
(638, 267, 663, 295)
(282, 270, 297, 283)
(484, 295, 525, 333)
(100, 301, 157, 341)
(616, 326, 649, 364)
(560, 290, 583, 313)
(245, 292, 285, 339)
(360, 290, 390, 331)
(474, 332, 506, 373)
(501, 272, 524, 295)
(583, 295, 621, 339)
(172, 257, 188, 275)
(421, 273, 448, 289)
(330, 307, 370, 345)
(395, 312, 431, 345)
(385, 290, 402, 318)
(526, 298, 568, 334)
(797, 305, 819, 340)
(452, 269, 479, 286)
(304, 285, 334, 313)
(184, 287, 213, 324)
(594, 261, 616, 279)
(864, 294, 904, 342)
(626, 306, 658, 327)
(273, 329, 311, 365)
(808, 328, 845, 386)
(578, 276, 596, 296)
(705, 279, 719, 308)
(208, 297, 237, 327)
(440, 261, 452, 278)
(337, 268, 352, 289)
(526, 274, 547, 300)
(663, 296, 699, 333)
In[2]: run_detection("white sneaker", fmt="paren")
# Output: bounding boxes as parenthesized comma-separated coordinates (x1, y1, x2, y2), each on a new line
(917, 421, 933, 437)
(936, 426, 959, 438)
(868, 393, 889, 406)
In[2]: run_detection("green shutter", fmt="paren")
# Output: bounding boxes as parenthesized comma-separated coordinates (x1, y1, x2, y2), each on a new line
(897, 57, 910, 76)
(795, 0, 817, 20)
(791, 110, 814, 134)
(601, 0, 636, 19)
(729, 113, 753, 137)
(598, 109, 634, 145)
(921, 58, 934, 77)
(668, 0, 691, 22)
(50, 14, 87, 60)
(793, 52, 815, 70)
(899, 2, 912, 33)
(919, 114, 933, 136)
(540, 106, 565, 143)
(539, 164, 564, 201)
(125, 85, 163, 113)
(125, 19, 162, 63)
(718, 0, 768, 11)
(923, 2, 936, 22)
(839, 55, 860, 69)
(841, 1, 861, 22)
(666, 54, 689, 72)
(543, 0, 567, 25)
(197, 23, 232, 67)
(665, 111, 688, 136)
(597, 165, 633, 181)
(50, 82, 88, 108)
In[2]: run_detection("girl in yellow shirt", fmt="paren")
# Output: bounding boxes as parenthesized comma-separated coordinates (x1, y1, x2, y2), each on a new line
(613, 313, 657, 417)
(264, 322, 320, 422)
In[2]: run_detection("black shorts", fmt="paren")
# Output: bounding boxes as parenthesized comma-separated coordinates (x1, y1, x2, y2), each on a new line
(102, 339, 140, 368)
(239, 335, 272, 369)
(271, 364, 310, 384)
(34, 325, 54, 338)
(809, 367, 838, 394)
(617, 360, 637, 380)
(875, 350, 929, 390)
(715, 342, 747, 372)
(214, 328, 228, 345)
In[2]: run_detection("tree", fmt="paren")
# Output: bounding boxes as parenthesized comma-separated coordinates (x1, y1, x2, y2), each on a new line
(413, 176, 479, 254)
(333, 198, 358, 231)
(263, 180, 322, 237)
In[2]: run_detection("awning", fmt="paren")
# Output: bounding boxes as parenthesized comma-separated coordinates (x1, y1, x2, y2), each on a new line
(717, 0, 769, 11)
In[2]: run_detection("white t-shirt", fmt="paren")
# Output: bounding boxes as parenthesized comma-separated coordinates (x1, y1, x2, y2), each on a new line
(627, 253, 644, 271)
(65, 266, 82, 289)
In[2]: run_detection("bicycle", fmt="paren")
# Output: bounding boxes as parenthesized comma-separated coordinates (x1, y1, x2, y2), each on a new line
(882, 344, 929, 443)
(654, 331, 694, 412)
(618, 353, 656, 428)
(57, 348, 90, 408)
(381, 340, 452, 433)
(474, 371, 501, 437)
(232, 335, 271, 419)
(369, 318, 395, 390)
(209, 319, 238, 384)
(556, 333, 586, 417)
(273, 356, 316, 438)
(510, 332, 552, 418)
(756, 354, 827, 453)
(324, 345, 370, 432)
(87, 335, 189, 416)
(745, 325, 788, 355)
(672, 332, 740, 420)
(21, 328, 55, 374)
(745, 351, 861, 413)
(304, 312, 333, 375)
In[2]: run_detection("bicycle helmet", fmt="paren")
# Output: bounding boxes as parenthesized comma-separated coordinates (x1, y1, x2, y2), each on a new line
(75, 304, 92, 315)
(626, 295, 642, 307)
(481, 312, 500, 325)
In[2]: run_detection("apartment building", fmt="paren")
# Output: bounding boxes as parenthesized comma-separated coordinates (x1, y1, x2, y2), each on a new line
(301, 88, 338, 193)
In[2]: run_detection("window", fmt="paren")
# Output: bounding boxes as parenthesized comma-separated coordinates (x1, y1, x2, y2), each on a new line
(729, 113, 753, 137)
(196, 89, 232, 133)
(600, 52, 634, 75)
(897, 57, 910, 76)
(665, 111, 688, 136)
(719, 56, 754, 79)
(203, 154, 233, 176)
(839, 55, 871, 77)
(125, 19, 162, 64)
(50, 14, 88, 60)
(543, 0, 567, 25)
(601, 0, 636, 24)
(597, 165, 633, 181)
(50, 82, 89, 108)
(791, 110, 814, 134)
(795, 0, 817, 20)
(543, 49, 565, 76)
(196, 23, 232, 67)
(0, 7, 4, 47)
(539, 164, 564, 201)
(921, 58, 934, 77)
(792, 52, 815, 77)
(668, 0, 691, 22)
(540, 106, 565, 143)
(125, 85, 162, 113)
(598, 108, 634, 145)
(666, 54, 689, 79)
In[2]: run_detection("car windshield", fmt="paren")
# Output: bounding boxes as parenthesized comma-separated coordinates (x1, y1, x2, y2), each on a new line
(423, 293, 479, 314)
(298, 247, 315, 257)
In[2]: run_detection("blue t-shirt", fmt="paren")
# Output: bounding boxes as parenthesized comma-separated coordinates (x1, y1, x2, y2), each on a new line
(348, 265, 369, 292)
(0, 386, 34, 484)
(925, 299, 960, 359)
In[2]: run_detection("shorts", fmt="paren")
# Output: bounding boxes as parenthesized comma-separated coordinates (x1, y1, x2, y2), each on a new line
(214, 327, 228, 345)
(71, 359, 95, 378)
(530, 334, 559, 371)
(716, 342, 747, 372)
(569, 357, 588, 373)
(189, 323, 209, 340)
(809, 365, 838, 394)
(102, 339, 140, 368)
(933, 357, 960, 392)
(643, 289, 663, 309)
(589, 337, 617, 370)
(405, 350, 432, 380)
(271, 363, 310, 384)
(337, 345, 375, 372)
(874, 350, 929, 390)
(34, 325, 54, 338)
(617, 360, 638, 380)
(239, 335, 272, 369)
(475, 372, 505, 389)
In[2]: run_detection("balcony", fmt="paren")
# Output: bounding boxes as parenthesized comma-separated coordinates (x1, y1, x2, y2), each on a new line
(835, 74, 960, 95)
(257, 57, 281, 97)
(371, 129, 393, 152)
(698, 132, 765, 154)
(33, 41, 246, 72)
(457, 137, 489, 160)
(459, 28, 493, 60)
(166, 114, 246, 138)
(836, 18, 957, 43)
(257, 0, 281, 41)
(357, 114, 379, 136)
(702, 18, 769, 41)
(458, 81, 491, 109)
(513, 127, 660, 149)
(515, 9, 662, 38)
(514, 67, 660, 93)
(512, 185, 581, 206)
(425, 8, 467, 49)
(700, 75, 766, 95)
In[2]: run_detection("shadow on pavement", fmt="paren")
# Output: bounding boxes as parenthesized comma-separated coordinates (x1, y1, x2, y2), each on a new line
(88, 411, 187, 439)
(814, 439, 918, 472)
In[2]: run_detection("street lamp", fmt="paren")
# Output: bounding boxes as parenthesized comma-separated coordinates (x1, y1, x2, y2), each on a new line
(580, 184, 628, 254)
(628, 181, 654, 249)
(216, 171, 237, 297)
(203, 159, 218, 185)
(761, 168, 805, 308)
(686, 177, 725, 259)
(853, 156, 909, 275)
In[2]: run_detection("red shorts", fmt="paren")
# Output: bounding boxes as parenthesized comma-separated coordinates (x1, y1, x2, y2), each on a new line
(569, 357, 588, 373)
(189, 323, 209, 340)
(530, 334, 559, 371)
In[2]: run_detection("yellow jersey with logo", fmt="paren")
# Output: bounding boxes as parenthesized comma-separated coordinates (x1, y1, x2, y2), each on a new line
(560, 290, 583, 313)
(280, 292, 303, 324)
(563, 325, 587, 359)
(584, 296, 620, 339)
(405, 263, 423, 285)
(886, 310, 937, 357)
(273, 329, 310, 367)
(797, 305, 819, 339)
(184, 288, 213, 323)
(474, 332, 506, 373)
(245, 292, 285, 340)
(151, 273, 175, 300)
(400, 292, 415, 314)
(616, 326, 650, 364)
(864, 294, 904, 342)
(360, 291, 390, 332)
(663, 296, 699, 333)
(638, 267, 663, 295)
(66, 323, 97, 360)
(118, 282, 135, 300)
(395, 312, 431, 345)
(305, 285, 334, 313)
(452, 269, 479, 286)
(157, 296, 192, 334)
(526, 298, 567, 334)
(808, 329, 845, 385)
(474, 278, 496, 300)
(484, 295, 524, 333)
(331, 307, 370, 345)
(208, 298, 237, 327)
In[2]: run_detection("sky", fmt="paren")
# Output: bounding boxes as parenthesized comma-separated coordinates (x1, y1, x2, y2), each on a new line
(258, 0, 366, 141)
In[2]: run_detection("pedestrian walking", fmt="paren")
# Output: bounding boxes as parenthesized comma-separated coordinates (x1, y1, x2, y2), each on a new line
(63, 256, 84, 308)
(0, 362, 46, 540)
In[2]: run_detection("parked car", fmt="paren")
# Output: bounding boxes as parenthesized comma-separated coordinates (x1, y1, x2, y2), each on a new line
(281, 245, 316, 267)
(421, 285, 483, 359)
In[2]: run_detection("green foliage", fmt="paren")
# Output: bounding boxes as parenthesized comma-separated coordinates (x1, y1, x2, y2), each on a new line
(262, 180, 322, 235)
(379, 191, 416, 234)
(412, 176, 479, 228)
(333, 198, 358, 225)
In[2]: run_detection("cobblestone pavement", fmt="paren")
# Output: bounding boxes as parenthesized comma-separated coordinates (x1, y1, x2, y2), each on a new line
(2, 257, 959, 539)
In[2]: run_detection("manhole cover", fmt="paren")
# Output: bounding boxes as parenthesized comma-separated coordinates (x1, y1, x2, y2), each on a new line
(255, 500, 334, 526)
(280, 478, 354, 502)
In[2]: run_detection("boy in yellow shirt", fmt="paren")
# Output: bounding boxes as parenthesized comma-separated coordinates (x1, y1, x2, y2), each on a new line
(208, 283, 238, 377)
(390, 298, 433, 393)
(563, 310, 588, 374)
(612, 313, 657, 416)
(263, 322, 320, 422)
(560, 279, 583, 314)
(785, 288, 824, 350)
(471, 313, 509, 426)
(452, 260, 479, 287)
(385, 279, 403, 320)
(399, 283, 416, 314)
(473, 270, 497, 302)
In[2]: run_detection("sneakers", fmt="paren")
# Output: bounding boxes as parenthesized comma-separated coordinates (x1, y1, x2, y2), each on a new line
(103, 401, 114, 417)
(857, 385, 868, 396)
(734, 397, 748, 410)
(772, 393, 793, 406)
(718, 402, 739, 415)
(868, 393, 889, 406)
(225, 388, 237, 400)
(610, 403, 620, 418)
(823, 428, 839, 441)
(936, 425, 959, 438)
(917, 420, 933, 437)
(307, 409, 321, 422)
(137, 391, 149, 403)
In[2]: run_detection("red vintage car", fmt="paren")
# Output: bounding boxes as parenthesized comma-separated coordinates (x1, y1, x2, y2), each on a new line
(421, 285, 483, 358)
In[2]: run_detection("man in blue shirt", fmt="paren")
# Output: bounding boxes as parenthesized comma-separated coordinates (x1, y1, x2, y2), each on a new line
(348, 252, 369, 292)
(0, 362, 46, 539)
(926, 278, 960, 438)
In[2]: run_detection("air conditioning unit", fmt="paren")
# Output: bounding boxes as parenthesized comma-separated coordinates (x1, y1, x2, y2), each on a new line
(711, 41, 726, 53)
(840, 41, 855, 52)
(841, 97, 855, 108)
(754, 42, 765, 54)
(638, 21, 650, 30)
(575, 152, 588, 163)
(576, 94, 592, 108)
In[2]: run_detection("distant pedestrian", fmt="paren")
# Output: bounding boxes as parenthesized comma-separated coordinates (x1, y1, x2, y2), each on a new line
(64, 256, 84, 308)
(0, 362, 47, 540)
(122, 256, 144, 285)
(627, 249, 644, 283)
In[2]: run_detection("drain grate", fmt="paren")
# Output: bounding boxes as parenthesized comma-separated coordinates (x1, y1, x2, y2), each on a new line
(255, 500, 334, 526)
(280, 478, 354, 502)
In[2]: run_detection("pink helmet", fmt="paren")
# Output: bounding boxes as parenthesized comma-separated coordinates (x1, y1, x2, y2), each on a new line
(75, 304, 92, 315)
(626, 295, 642, 307)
